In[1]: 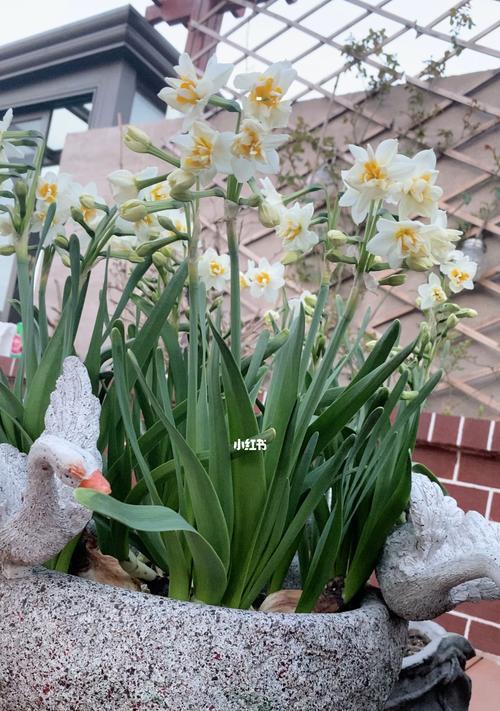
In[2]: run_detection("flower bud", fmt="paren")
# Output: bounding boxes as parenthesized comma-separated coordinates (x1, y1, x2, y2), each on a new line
(54, 235, 69, 250)
(258, 200, 281, 228)
(455, 308, 478, 319)
(304, 294, 317, 309)
(167, 169, 196, 198)
(0, 244, 15, 256)
(378, 273, 406, 287)
(80, 193, 96, 210)
(406, 254, 433, 271)
(326, 249, 357, 264)
(281, 251, 302, 265)
(119, 199, 148, 222)
(446, 314, 459, 330)
(14, 180, 27, 200)
(327, 229, 348, 244)
(401, 390, 419, 401)
(124, 126, 152, 153)
(153, 251, 169, 269)
(71, 207, 84, 222)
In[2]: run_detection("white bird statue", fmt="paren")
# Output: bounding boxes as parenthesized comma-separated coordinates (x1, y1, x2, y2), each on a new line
(377, 472, 500, 620)
(0, 356, 110, 578)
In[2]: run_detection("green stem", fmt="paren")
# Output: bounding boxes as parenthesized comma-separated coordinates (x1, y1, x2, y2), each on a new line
(186, 203, 200, 449)
(225, 200, 241, 366)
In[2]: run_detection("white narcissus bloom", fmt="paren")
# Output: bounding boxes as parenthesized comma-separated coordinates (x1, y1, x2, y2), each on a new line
(107, 167, 158, 204)
(234, 61, 297, 129)
(174, 121, 230, 184)
(420, 210, 461, 265)
(276, 202, 318, 252)
(0, 108, 24, 161)
(198, 247, 230, 290)
(395, 149, 443, 219)
(440, 250, 477, 293)
(339, 139, 413, 224)
(368, 217, 429, 269)
(32, 172, 77, 242)
(220, 119, 288, 183)
(288, 290, 317, 318)
(247, 257, 285, 303)
(258, 177, 284, 227)
(158, 53, 232, 129)
(417, 273, 447, 310)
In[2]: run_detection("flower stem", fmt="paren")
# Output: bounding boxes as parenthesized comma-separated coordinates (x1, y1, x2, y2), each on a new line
(225, 200, 241, 366)
(186, 203, 200, 448)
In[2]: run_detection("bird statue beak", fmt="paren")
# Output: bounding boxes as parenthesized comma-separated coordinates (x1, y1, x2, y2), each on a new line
(78, 470, 111, 495)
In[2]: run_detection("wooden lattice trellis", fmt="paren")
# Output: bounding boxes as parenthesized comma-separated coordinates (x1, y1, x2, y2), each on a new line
(147, 0, 500, 416)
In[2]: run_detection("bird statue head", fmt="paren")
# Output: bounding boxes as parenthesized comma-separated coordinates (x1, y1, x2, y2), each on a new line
(34, 434, 110, 494)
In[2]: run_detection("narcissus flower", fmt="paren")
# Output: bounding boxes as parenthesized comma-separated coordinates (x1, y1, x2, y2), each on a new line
(339, 139, 413, 223)
(158, 53, 232, 129)
(174, 121, 229, 184)
(276, 202, 318, 252)
(198, 247, 230, 290)
(417, 273, 447, 310)
(235, 61, 297, 129)
(420, 210, 461, 265)
(395, 149, 443, 219)
(107, 167, 158, 205)
(222, 119, 288, 182)
(246, 257, 285, 302)
(258, 177, 284, 227)
(368, 217, 429, 269)
(0, 109, 24, 161)
(440, 250, 477, 293)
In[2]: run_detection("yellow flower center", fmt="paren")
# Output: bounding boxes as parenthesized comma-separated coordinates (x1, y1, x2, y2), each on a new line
(395, 226, 419, 252)
(240, 273, 249, 289)
(255, 271, 271, 286)
(232, 127, 264, 161)
(184, 136, 213, 171)
(361, 160, 385, 182)
(431, 286, 446, 302)
(450, 267, 470, 283)
(177, 77, 200, 105)
(250, 77, 283, 108)
(82, 206, 97, 223)
(282, 219, 302, 242)
(38, 182, 58, 203)
(209, 260, 225, 276)
(150, 184, 170, 201)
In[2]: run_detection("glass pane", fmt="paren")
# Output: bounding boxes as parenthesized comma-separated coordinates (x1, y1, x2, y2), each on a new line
(130, 92, 165, 124)
(47, 106, 89, 152)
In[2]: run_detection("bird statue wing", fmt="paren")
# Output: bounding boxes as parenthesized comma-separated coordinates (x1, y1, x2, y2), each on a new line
(44, 356, 102, 465)
(0, 444, 28, 525)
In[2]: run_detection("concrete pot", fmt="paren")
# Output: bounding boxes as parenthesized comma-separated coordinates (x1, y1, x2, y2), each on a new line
(0, 569, 406, 711)
(385, 620, 474, 710)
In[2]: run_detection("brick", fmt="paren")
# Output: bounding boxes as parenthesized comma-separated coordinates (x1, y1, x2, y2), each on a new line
(413, 446, 457, 479)
(435, 612, 467, 636)
(416, 411, 432, 443)
(491, 422, 500, 454)
(461, 417, 491, 452)
(458, 452, 500, 489)
(444, 483, 489, 515)
(455, 600, 500, 625)
(491, 493, 500, 522)
(468, 620, 500, 656)
(431, 414, 460, 448)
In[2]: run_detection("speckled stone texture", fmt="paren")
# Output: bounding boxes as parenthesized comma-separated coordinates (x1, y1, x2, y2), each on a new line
(0, 569, 406, 711)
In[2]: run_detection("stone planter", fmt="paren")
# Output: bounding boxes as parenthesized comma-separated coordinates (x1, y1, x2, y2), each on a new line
(385, 620, 475, 710)
(0, 569, 406, 711)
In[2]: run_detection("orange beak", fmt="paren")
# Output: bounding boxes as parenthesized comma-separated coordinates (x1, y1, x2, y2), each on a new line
(78, 470, 111, 495)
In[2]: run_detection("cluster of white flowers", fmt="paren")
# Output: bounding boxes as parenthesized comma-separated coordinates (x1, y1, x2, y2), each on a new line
(338, 137, 478, 310)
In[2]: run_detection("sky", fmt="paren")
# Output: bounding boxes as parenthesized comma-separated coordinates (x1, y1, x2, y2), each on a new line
(0, 0, 499, 98)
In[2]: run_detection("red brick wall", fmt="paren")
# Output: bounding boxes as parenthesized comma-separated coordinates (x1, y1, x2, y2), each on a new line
(415, 412, 500, 655)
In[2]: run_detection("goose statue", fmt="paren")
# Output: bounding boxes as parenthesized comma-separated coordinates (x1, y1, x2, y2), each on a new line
(0, 356, 110, 578)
